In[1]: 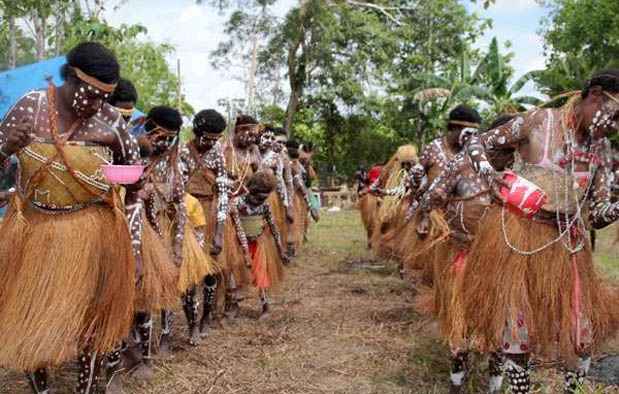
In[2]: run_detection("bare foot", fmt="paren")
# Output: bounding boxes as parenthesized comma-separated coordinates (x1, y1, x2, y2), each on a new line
(105, 372, 124, 394)
(258, 304, 271, 320)
(131, 362, 154, 381)
(121, 346, 142, 371)
(199, 317, 210, 338)
(224, 302, 240, 320)
(188, 325, 201, 346)
(158, 335, 172, 357)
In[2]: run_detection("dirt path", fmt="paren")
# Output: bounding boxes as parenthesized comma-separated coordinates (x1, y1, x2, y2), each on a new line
(1, 211, 618, 393)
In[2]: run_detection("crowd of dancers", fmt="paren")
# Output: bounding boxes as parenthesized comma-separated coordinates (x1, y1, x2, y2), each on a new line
(359, 75, 619, 394)
(2, 39, 619, 394)
(0, 41, 319, 393)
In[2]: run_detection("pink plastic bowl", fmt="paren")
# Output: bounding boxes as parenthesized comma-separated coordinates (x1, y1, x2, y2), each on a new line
(101, 164, 145, 185)
(500, 171, 547, 218)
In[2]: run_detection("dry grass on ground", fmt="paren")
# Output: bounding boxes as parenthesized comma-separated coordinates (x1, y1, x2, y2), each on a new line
(0, 210, 618, 393)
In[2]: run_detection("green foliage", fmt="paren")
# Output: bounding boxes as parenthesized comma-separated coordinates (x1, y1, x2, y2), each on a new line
(62, 17, 193, 115)
(274, 0, 489, 178)
(0, 2, 192, 115)
(535, 0, 619, 96)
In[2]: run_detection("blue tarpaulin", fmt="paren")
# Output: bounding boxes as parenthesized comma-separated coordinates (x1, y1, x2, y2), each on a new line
(0, 56, 65, 119)
(0, 56, 143, 120)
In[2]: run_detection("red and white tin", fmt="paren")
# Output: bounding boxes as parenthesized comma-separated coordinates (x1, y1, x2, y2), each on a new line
(500, 171, 547, 218)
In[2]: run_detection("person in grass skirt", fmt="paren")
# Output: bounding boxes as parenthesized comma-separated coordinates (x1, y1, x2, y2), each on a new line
(231, 171, 290, 319)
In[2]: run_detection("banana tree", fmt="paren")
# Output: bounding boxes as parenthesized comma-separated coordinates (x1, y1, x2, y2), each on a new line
(409, 50, 489, 142)
(474, 37, 542, 114)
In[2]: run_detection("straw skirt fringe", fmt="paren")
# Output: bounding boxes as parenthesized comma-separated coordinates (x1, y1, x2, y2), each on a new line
(0, 198, 135, 371)
(249, 230, 285, 290)
(455, 206, 619, 361)
(135, 216, 178, 312)
(290, 191, 308, 250)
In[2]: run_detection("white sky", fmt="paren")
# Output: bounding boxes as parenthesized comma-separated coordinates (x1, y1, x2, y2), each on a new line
(104, 0, 550, 112)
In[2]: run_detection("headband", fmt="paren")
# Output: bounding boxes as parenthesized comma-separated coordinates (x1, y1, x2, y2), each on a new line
(114, 106, 135, 117)
(448, 120, 481, 128)
(236, 123, 265, 133)
(200, 132, 222, 139)
(73, 67, 117, 93)
(146, 120, 177, 137)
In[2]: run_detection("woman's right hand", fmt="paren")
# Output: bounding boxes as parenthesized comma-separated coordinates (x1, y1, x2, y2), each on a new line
(3, 117, 33, 155)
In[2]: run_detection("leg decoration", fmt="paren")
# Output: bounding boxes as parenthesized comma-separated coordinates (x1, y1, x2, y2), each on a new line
(27, 369, 49, 394)
(159, 309, 173, 354)
(564, 354, 590, 394)
(504, 354, 531, 394)
(76, 350, 101, 394)
(224, 272, 240, 318)
(182, 286, 200, 346)
(259, 288, 270, 318)
(135, 312, 153, 361)
(488, 351, 504, 393)
(100, 343, 125, 394)
(200, 275, 217, 336)
(449, 351, 468, 393)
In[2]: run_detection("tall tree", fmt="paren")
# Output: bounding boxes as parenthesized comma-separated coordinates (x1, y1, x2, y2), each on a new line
(536, 0, 619, 94)
(209, 0, 279, 113)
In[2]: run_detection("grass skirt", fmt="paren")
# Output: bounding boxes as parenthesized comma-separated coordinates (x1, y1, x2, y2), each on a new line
(195, 196, 250, 288)
(372, 200, 410, 260)
(135, 217, 178, 312)
(358, 194, 378, 245)
(177, 223, 220, 295)
(400, 211, 451, 287)
(267, 192, 287, 263)
(223, 213, 251, 288)
(0, 198, 135, 371)
(248, 231, 285, 289)
(455, 206, 619, 361)
(290, 191, 308, 250)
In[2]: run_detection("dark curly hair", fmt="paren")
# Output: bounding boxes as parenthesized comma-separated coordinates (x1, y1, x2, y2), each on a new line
(235, 114, 258, 126)
(582, 69, 619, 98)
(193, 109, 226, 136)
(145, 106, 183, 133)
(286, 140, 300, 159)
(60, 42, 120, 85)
(247, 171, 277, 194)
(272, 126, 286, 136)
(448, 104, 482, 127)
(108, 78, 138, 106)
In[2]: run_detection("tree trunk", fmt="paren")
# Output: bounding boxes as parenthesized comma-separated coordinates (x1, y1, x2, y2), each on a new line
(54, 8, 65, 56)
(33, 11, 47, 60)
(84, 0, 93, 17)
(284, 85, 302, 136)
(247, 32, 259, 114)
(94, 0, 106, 19)
(283, 0, 311, 136)
(8, 15, 17, 69)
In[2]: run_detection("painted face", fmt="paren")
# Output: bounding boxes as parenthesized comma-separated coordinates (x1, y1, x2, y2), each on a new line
(274, 136, 287, 153)
(401, 160, 414, 171)
(72, 82, 109, 119)
(234, 127, 254, 148)
(259, 131, 275, 149)
(113, 100, 135, 123)
(144, 122, 178, 156)
(195, 132, 220, 152)
(589, 92, 619, 138)
(247, 190, 271, 206)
